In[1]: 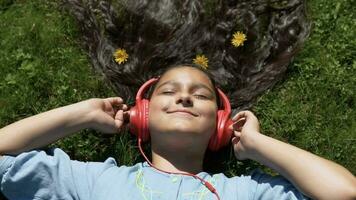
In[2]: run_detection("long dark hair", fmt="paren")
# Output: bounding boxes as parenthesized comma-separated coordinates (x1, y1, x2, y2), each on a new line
(62, 0, 311, 173)
(62, 0, 311, 113)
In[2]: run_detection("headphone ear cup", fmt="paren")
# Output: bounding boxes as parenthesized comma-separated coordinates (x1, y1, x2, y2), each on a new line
(208, 110, 233, 151)
(129, 78, 158, 142)
(129, 99, 150, 142)
(208, 88, 233, 151)
(208, 110, 223, 151)
(129, 104, 139, 138)
(140, 99, 150, 142)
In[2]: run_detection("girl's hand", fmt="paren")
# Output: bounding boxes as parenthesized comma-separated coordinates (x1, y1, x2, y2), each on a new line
(230, 110, 261, 160)
(85, 97, 129, 133)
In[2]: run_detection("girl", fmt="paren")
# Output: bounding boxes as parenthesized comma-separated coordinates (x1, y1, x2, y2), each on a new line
(0, 65, 355, 200)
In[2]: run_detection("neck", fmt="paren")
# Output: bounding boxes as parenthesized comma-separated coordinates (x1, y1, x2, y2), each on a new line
(150, 146, 205, 174)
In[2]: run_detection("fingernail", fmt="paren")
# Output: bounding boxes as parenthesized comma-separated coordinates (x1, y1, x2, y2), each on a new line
(231, 137, 238, 144)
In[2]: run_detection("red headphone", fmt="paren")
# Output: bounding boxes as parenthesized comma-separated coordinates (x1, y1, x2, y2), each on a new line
(129, 77, 233, 151)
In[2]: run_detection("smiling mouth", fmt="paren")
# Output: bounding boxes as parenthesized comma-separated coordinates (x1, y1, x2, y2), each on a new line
(171, 112, 194, 117)
(167, 110, 198, 117)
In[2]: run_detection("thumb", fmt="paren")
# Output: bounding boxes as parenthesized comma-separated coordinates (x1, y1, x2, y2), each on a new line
(231, 136, 240, 145)
(114, 110, 125, 129)
(231, 129, 241, 145)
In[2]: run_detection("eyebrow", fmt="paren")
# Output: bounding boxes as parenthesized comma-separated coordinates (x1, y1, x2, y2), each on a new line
(155, 80, 215, 95)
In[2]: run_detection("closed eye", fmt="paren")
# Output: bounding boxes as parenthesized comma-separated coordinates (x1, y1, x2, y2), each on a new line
(162, 91, 175, 95)
(194, 94, 209, 99)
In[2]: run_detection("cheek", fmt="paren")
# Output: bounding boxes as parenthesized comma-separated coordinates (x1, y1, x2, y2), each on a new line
(198, 103, 218, 127)
(148, 96, 169, 114)
(148, 97, 169, 126)
(201, 102, 218, 117)
(191, 106, 217, 139)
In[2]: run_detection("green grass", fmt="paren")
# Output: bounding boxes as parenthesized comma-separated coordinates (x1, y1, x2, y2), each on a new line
(0, 0, 355, 180)
(0, 0, 122, 162)
(254, 0, 356, 174)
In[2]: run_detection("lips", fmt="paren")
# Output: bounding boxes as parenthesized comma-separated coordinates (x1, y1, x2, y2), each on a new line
(167, 109, 198, 117)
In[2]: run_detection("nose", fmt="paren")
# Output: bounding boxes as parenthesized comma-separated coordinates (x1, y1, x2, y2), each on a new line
(176, 93, 193, 106)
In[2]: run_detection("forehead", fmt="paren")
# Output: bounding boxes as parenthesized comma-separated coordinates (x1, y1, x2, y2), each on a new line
(157, 67, 214, 88)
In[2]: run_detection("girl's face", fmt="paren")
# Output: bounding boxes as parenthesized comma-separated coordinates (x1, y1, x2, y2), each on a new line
(148, 67, 218, 149)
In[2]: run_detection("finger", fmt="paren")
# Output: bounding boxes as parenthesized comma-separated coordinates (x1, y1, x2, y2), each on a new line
(123, 111, 130, 123)
(115, 110, 124, 128)
(231, 136, 240, 145)
(115, 110, 124, 121)
(113, 104, 128, 113)
(122, 104, 128, 111)
(232, 118, 246, 131)
(106, 97, 124, 105)
(233, 130, 242, 137)
(115, 110, 130, 127)
(98, 115, 119, 134)
(232, 110, 254, 121)
(228, 118, 244, 132)
(232, 111, 246, 121)
(231, 142, 243, 160)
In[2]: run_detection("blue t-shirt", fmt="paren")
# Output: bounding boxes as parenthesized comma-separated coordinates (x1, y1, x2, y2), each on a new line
(0, 148, 309, 200)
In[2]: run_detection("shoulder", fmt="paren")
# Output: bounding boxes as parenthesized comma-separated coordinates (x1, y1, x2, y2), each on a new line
(0, 148, 119, 183)
(0, 148, 122, 200)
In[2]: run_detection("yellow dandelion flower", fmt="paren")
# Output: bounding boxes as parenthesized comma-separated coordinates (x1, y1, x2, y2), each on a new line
(113, 48, 129, 64)
(193, 55, 209, 70)
(231, 31, 247, 47)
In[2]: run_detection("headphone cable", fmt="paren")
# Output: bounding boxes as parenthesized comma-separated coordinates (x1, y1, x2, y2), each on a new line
(138, 138, 221, 200)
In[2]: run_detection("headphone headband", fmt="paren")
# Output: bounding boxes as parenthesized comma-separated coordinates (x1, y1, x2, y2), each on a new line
(216, 88, 231, 113)
(136, 78, 159, 101)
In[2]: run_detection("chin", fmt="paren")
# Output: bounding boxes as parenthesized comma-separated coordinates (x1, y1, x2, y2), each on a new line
(168, 121, 200, 133)
(162, 127, 199, 136)
(149, 117, 214, 138)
